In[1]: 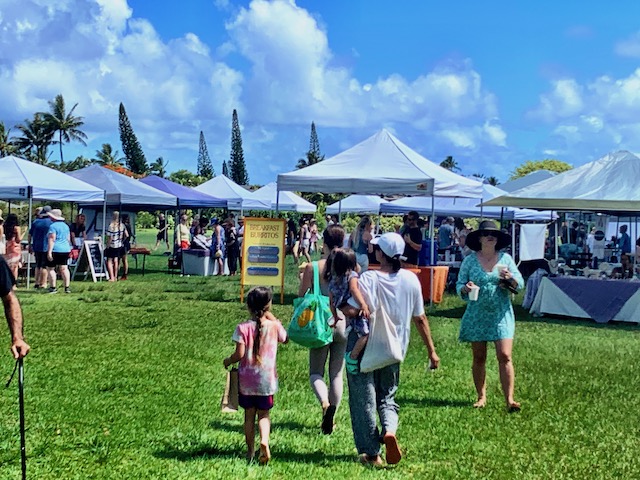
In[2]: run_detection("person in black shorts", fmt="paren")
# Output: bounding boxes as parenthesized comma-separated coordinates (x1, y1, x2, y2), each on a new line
(0, 256, 30, 358)
(153, 213, 170, 252)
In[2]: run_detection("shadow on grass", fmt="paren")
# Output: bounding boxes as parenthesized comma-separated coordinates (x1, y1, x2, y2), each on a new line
(399, 396, 469, 408)
(207, 419, 312, 433)
(430, 306, 466, 319)
(514, 307, 640, 330)
(154, 443, 353, 464)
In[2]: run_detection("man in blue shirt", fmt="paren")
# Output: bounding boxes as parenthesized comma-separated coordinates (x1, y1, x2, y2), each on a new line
(46, 209, 72, 294)
(618, 225, 631, 254)
(438, 216, 455, 251)
(29, 205, 52, 289)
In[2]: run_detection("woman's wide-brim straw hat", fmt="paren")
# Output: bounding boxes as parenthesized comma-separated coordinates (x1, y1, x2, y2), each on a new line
(465, 220, 511, 251)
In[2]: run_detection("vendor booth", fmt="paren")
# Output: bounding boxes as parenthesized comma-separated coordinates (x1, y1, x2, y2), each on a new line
(0, 155, 106, 286)
(194, 175, 270, 211)
(278, 129, 484, 304)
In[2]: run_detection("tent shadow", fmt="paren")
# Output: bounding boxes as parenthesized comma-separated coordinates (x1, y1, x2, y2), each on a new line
(430, 307, 466, 319)
(518, 313, 640, 330)
(208, 419, 312, 433)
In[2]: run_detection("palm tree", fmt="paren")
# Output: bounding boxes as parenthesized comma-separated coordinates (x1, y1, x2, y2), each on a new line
(0, 121, 18, 157)
(296, 150, 323, 169)
(14, 113, 55, 164)
(41, 94, 87, 165)
(58, 155, 93, 172)
(440, 155, 460, 172)
(93, 143, 124, 166)
(150, 156, 169, 178)
(486, 176, 499, 186)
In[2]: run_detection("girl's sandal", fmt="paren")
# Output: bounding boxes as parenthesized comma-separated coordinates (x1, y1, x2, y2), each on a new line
(258, 444, 271, 466)
(507, 402, 521, 413)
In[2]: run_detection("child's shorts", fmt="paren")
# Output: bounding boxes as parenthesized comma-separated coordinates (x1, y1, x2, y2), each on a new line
(239, 393, 274, 410)
(349, 316, 369, 337)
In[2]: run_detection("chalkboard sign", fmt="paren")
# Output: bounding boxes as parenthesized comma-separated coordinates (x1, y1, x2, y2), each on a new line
(72, 240, 108, 282)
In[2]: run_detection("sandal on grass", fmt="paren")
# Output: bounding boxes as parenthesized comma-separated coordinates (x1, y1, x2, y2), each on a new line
(321, 405, 336, 435)
(258, 444, 270, 466)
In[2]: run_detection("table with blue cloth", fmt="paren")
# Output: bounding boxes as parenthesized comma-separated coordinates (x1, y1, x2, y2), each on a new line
(530, 276, 640, 324)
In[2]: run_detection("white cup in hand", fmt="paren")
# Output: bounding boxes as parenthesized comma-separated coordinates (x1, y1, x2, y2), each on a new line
(468, 285, 480, 301)
(495, 264, 508, 277)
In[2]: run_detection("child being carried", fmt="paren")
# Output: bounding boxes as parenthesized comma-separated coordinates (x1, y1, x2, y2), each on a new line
(326, 248, 370, 374)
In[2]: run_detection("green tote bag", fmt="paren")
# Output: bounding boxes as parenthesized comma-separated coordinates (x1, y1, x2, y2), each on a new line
(288, 261, 333, 348)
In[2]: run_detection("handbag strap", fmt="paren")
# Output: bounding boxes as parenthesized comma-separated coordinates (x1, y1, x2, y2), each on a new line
(312, 261, 321, 295)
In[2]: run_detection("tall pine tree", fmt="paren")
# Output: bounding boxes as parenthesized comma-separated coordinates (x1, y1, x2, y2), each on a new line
(118, 103, 148, 174)
(296, 121, 324, 169)
(222, 160, 229, 177)
(196, 131, 214, 179)
(229, 109, 249, 185)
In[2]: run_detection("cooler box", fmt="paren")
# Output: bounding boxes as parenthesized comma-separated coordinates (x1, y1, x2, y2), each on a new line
(182, 249, 211, 276)
(417, 266, 449, 303)
(418, 240, 436, 266)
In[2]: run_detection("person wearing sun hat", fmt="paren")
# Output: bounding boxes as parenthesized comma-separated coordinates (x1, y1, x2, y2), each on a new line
(456, 220, 524, 412)
(344, 232, 439, 466)
(46, 209, 72, 294)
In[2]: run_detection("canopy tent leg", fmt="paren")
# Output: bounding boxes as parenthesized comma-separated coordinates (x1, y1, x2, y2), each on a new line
(338, 198, 342, 223)
(429, 196, 435, 309)
(101, 200, 107, 280)
(26, 198, 33, 289)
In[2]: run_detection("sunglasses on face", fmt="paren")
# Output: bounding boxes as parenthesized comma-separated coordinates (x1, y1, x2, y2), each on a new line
(480, 232, 498, 238)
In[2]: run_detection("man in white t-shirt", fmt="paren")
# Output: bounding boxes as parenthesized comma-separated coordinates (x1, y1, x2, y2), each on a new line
(346, 233, 439, 466)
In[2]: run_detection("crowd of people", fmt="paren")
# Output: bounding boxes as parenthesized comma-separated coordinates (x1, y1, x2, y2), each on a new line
(170, 212, 244, 276)
(224, 220, 523, 466)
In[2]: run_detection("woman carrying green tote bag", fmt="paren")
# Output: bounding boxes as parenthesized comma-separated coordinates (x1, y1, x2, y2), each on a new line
(289, 261, 333, 348)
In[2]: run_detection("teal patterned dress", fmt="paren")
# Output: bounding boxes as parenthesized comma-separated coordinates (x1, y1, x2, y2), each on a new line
(456, 252, 524, 342)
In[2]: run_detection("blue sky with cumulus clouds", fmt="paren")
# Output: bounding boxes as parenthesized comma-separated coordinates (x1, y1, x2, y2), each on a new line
(2, 0, 640, 185)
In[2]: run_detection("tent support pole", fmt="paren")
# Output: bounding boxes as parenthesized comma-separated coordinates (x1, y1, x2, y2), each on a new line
(275, 186, 280, 216)
(338, 198, 342, 223)
(101, 199, 107, 280)
(26, 197, 33, 289)
(429, 196, 435, 309)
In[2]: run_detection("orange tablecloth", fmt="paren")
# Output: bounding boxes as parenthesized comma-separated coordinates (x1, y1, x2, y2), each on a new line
(417, 266, 449, 303)
(368, 264, 449, 303)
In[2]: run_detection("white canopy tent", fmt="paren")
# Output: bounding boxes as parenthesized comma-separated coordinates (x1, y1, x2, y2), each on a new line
(0, 156, 105, 202)
(0, 156, 106, 286)
(380, 184, 556, 221)
(194, 175, 270, 211)
(277, 129, 483, 197)
(483, 151, 640, 212)
(498, 170, 556, 193)
(251, 182, 317, 213)
(277, 129, 483, 306)
(326, 195, 388, 215)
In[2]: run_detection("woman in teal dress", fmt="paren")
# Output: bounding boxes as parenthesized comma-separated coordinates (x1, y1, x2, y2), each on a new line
(456, 221, 524, 412)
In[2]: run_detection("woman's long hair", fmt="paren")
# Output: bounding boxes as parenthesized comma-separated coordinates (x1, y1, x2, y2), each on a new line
(323, 224, 346, 282)
(5, 214, 19, 242)
(109, 211, 120, 230)
(352, 216, 371, 250)
(375, 245, 402, 272)
(247, 286, 273, 365)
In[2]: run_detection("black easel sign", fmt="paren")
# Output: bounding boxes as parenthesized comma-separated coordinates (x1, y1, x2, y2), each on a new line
(71, 240, 108, 282)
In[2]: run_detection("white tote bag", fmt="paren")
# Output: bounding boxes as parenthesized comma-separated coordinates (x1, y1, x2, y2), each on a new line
(360, 274, 404, 373)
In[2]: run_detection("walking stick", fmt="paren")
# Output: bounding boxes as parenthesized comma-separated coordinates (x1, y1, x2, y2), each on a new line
(18, 358, 26, 480)
(6, 358, 27, 480)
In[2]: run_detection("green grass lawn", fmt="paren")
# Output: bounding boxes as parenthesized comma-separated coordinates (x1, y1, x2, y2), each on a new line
(1, 229, 639, 479)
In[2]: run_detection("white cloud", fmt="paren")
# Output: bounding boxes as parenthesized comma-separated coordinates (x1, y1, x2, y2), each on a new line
(0, 0, 507, 179)
(615, 31, 640, 58)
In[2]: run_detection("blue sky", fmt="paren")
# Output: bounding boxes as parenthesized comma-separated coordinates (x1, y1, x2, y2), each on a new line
(3, 0, 640, 185)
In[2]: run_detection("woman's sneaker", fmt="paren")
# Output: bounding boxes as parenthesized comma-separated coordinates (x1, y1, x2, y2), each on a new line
(48, 287, 58, 294)
(64, 287, 71, 294)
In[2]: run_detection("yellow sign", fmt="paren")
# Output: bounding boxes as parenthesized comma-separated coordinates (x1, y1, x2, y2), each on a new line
(240, 218, 286, 303)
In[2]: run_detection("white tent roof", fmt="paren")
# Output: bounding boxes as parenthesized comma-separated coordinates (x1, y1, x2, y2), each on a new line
(498, 170, 556, 193)
(0, 155, 105, 202)
(380, 184, 556, 221)
(67, 165, 176, 208)
(251, 182, 317, 213)
(483, 151, 640, 212)
(194, 175, 270, 210)
(277, 129, 483, 197)
(326, 195, 388, 214)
